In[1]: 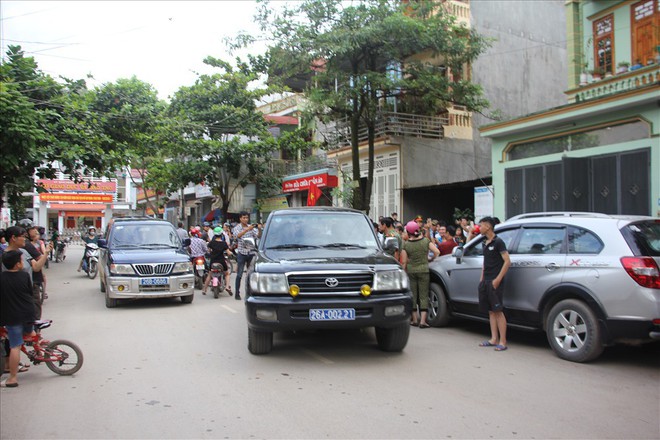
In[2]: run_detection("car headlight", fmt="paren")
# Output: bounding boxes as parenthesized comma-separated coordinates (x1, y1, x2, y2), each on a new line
(249, 273, 288, 294)
(373, 269, 409, 291)
(172, 261, 193, 274)
(109, 264, 136, 275)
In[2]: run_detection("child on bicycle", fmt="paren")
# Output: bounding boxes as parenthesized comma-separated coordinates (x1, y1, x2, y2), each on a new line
(1, 250, 37, 388)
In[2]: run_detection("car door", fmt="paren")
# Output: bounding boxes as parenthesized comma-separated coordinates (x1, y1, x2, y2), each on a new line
(504, 225, 567, 325)
(445, 227, 519, 316)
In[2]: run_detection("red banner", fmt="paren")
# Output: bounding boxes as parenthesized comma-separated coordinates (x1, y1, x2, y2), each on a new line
(282, 173, 338, 193)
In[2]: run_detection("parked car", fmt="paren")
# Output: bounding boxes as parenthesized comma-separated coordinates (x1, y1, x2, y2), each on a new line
(244, 207, 412, 354)
(98, 217, 194, 308)
(428, 212, 660, 362)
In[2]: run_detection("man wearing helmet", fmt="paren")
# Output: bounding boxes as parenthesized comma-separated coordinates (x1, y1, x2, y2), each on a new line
(77, 226, 99, 272)
(202, 227, 232, 295)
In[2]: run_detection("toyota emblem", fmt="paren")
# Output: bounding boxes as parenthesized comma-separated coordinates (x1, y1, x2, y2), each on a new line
(325, 277, 339, 287)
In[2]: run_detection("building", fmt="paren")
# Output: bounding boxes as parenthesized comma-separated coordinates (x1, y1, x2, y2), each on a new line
(315, 0, 568, 222)
(480, 0, 660, 219)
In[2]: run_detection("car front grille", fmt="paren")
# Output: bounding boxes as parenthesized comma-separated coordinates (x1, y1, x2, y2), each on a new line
(134, 263, 174, 276)
(139, 284, 171, 292)
(287, 272, 373, 294)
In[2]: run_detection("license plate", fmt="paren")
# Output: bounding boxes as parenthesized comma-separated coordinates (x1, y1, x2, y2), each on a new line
(139, 277, 168, 286)
(309, 308, 355, 321)
(196, 265, 205, 271)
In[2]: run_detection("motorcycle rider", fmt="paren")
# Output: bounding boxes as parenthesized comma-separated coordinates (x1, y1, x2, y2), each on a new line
(77, 226, 99, 272)
(201, 227, 232, 296)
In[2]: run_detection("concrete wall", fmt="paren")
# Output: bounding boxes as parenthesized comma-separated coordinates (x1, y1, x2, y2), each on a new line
(471, 0, 568, 179)
(400, 136, 476, 188)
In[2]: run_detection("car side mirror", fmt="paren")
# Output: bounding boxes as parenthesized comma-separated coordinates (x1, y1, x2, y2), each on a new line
(244, 237, 256, 250)
(452, 246, 464, 264)
(383, 236, 398, 251)
(97, 238, 108, 249)
(182, 238, 191, 247)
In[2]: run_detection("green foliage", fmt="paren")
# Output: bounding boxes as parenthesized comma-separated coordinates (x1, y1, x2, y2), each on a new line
(453, 207, 474, 223)
(0, 45, 122, 210)
(169, 57, 280, 218)
(244, 0, 491, 213)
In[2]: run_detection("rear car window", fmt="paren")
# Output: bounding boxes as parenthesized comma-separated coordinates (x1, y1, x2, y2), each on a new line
(568, 226, 604, 254)
(621, 220, 660, 257)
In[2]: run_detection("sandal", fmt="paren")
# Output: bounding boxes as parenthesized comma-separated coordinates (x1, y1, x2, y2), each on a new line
(225, 287, 233, 296)
(419, 323, 430, 329)
(3, 364, 29, 374)
(479, 340, 496, 347)
(201, 290, 207, 295)
(410, 322, 419, 327)
(494, 344, 508, 351)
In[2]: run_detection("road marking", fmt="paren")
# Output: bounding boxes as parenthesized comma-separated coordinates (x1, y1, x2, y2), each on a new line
(221, 305, 237, 314)
(301, 348, 334, 365)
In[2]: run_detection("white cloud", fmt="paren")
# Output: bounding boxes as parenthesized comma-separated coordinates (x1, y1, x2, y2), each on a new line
(1, 1, 265, 99)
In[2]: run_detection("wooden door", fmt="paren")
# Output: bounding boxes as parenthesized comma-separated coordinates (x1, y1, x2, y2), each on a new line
(632, 0, 659, 65)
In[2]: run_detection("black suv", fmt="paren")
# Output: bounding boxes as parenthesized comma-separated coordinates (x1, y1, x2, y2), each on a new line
(98, 217, 194, 308)
(244, 207, 412, 354)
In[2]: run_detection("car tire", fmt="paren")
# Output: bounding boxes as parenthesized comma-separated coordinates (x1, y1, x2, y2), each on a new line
(248, 328, 273, 355)
(180, 294, 194, 304)
(428, 283, 451, 327)
(105, 291, 118, 308)
(546, 299, 604, 363)
(375, 322, 410, 352)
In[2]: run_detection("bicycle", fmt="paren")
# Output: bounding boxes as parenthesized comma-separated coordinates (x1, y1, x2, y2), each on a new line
(0, 320, 83, 376)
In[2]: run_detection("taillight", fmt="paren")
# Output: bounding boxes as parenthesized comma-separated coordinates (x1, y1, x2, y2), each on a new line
(620, 257, 660, 289)
(195, 258, 204, 265)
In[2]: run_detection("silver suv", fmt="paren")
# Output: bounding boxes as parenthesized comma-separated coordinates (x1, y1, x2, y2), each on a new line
(428, 212, 660, 362)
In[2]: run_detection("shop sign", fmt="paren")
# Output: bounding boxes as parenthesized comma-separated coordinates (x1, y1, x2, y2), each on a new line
(37, 179, 116, 192)
(282, 173, 338, 193)
(195, 183, 213, 198)
(40, 193, 114, 203)
(259, 195, 289, 212)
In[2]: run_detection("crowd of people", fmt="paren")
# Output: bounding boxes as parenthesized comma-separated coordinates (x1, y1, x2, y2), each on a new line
(179, 211, 261, 301)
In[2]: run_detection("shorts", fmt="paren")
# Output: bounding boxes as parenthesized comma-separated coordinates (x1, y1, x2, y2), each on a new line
(5, 323, 35, 349)
(478, 280, 504, 312)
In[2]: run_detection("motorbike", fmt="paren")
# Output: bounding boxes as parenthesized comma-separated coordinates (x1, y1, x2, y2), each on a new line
(81, 243, 99, 279)
(209, 262, 226, 299)
(53, 238, 69, 263)
(192, 255, 206, 290)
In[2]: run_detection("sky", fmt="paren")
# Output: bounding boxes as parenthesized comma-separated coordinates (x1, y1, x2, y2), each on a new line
(0, 1, 266, 100)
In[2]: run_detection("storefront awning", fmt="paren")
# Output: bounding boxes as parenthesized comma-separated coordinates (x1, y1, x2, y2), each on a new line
(47, 203, 107, 212)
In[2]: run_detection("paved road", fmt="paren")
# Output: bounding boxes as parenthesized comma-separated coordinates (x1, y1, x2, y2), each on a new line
(2, 246, 659, 439)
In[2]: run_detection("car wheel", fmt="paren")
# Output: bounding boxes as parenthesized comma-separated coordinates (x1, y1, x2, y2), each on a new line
(105, 291, 118, 308)
(428, 283, 451, 327)
(248, 328, 273, 355)
(180, 294, 194, 304)
(375, 322, 410, 352)
(546, 299, 604, 363)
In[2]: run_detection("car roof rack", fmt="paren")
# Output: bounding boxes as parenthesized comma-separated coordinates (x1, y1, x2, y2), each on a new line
(506, 212, 613, 221)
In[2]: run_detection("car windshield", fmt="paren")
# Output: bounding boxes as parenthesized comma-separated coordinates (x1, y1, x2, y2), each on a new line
(622, 220, 660, 257)
(263, 212, 378, 250)
(110, 224, 180, 248)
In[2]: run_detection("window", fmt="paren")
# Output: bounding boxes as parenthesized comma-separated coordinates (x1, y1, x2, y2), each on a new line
(516, 228, 565, 255)
(568, 227, 604, 254)
(632, 0, 660, 66)
(464, 228, 519, 257)
(593, 14, 613, 74)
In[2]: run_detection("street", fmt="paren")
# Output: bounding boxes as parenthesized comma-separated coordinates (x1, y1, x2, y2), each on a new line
(1, 246, 659, 440)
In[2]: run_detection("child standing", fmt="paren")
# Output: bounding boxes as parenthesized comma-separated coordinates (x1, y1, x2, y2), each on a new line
(0, 250, 37, 388)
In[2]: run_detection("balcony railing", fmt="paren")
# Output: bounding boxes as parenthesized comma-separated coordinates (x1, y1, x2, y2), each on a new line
(268, 155, 338, 177)
(318, 111, 449, 149)
(567, 64, 660, 103)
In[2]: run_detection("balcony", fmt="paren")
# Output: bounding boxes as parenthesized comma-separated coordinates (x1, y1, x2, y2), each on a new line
(318, 111, 450, 150)
(268, 155, 338, 177)
(567, 64, 660, 104)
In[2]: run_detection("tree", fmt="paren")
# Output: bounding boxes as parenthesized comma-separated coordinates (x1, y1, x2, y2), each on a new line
(0, 45, 122, 209)
(91, 77, 175, 216)
(242, 0, 490, 213)
(169, 57, 278, 220)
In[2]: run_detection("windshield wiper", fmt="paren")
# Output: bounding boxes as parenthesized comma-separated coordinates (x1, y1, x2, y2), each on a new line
(266, 244, 320, 250)
(113, 244, 140, 248)
(322, 243, 366, 249)
(139, 243, 174, 247)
